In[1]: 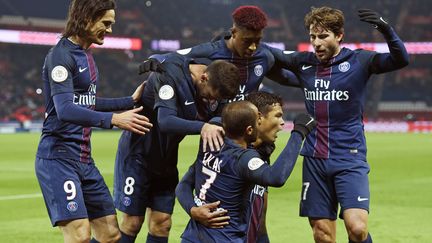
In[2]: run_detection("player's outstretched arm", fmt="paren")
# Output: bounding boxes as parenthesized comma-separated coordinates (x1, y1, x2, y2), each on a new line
(266, 64, 301, 88)
(157, 106, 205, 134)
(357, 9, 409, 73)
(94, 81, 147, 112)
(111, 106, 152, 135)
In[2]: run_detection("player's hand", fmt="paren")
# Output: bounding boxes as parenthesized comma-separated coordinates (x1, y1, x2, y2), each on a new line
(138, 58, 165, 75)
(131, 80, 147, 103)
(111, 106, 153, 135)
(292, 113, 316, 139)
(201, 123, 225, 152)
(358, 9, 391, 34)
(190, 201, 230, 228)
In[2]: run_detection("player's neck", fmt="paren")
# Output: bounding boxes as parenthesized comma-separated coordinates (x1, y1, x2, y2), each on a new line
(226, 38, 239, 56)
(68, 36, 91, 49)
(231, 137, 248, 149)
(252, 138, 263, 148)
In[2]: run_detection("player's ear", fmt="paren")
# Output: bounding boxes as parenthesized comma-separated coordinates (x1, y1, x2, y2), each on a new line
(245, 125, 254, 136)
(257, 112, 263, 126)
(336, 32, 344, 43)
(231, 26, 237, 37)
(201, 72, 209, 84)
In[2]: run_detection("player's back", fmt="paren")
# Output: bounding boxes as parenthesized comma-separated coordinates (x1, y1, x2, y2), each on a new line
(181, 138, 254, 243)
(116, 53, 207, 173)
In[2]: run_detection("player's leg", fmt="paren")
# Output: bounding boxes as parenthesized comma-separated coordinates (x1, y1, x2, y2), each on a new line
(334, 158, 371, 243)
(113, 151, 150, 242)
(83, 162, 120, 242)
(343, 209, 371, 243)
(300, 156, 338, 243)
(35, 157, 92, 242)
(146, 176, 177, 243)
(90, 215, 121, 243)
(58, 219, 91, 243)
(147, 208, 172, 242)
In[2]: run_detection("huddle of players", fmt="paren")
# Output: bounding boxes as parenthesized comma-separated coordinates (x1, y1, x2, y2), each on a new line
(35, 1, 408, 243)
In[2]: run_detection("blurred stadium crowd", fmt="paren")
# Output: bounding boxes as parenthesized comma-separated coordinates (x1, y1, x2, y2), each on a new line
(0, 0, 431, 124)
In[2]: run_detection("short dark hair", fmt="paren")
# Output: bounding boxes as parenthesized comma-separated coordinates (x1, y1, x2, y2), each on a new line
(245, 91, 283, 116)
(232, 5, 267, 31)
(205, 60, 241, 99)
(304, 6, 344, 37)
(63, 0, 116, 38)
(222, 101, 257, 139)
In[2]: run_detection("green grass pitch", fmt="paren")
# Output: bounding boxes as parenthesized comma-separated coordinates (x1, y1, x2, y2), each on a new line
(0, 131, 431, 242)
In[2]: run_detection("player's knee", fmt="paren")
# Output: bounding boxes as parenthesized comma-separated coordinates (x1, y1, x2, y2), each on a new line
(312, 222, 335, 243)
(347, 222, 368, 242)
(149, 214, 172, 236)
(103, 231, 121, 243)
(120, 215, 145, 235)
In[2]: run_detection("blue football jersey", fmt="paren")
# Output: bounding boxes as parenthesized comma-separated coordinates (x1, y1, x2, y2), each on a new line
(117, 53, 211, 175)
(181, 138, 264, 243)
(37, 38, 108, 163)
(271, 47, 399, 160)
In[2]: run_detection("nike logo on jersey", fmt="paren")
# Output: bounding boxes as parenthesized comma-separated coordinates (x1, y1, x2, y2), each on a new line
(357, 196, 369, 202)
(184, 100, 194, 106)
(79, 67, 88, 73)
(302, 65, 312, 70)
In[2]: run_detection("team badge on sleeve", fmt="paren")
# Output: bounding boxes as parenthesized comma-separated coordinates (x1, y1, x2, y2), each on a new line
(177, 48, 192, 55)
(254, 65, 263, 76)
(51, 65, 68, 82)
(248, 157, 265, 170)
(159, 84, 175, 100)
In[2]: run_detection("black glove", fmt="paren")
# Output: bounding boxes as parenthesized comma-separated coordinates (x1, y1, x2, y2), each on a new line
(358, 9, 391, 34)
(292, 113, 316, 139)
(138, 58, 165, 75)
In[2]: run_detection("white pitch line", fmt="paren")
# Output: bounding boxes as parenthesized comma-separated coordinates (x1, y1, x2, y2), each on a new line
(0, 193, 42, 201)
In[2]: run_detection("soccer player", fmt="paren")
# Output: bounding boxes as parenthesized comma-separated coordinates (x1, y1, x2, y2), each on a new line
(113, 54, 241, 243)
(268, 7, 409, 243)
(176, 91, 286, 242)
(34, 0, 153, 242)
(177, 100, 315, 243)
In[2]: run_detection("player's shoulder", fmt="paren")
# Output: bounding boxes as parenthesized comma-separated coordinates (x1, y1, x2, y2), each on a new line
(48, 38, 77, 67)
(176, 40, 222, 57)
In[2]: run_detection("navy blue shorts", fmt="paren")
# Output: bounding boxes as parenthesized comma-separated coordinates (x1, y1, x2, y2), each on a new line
(299, 156, 370, 220)
(35, 157, 116, 226)
(113, 149, 177, 216)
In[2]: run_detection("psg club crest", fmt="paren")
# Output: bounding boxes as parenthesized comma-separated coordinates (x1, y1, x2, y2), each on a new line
(123, 196, 132, 207)
(254, 65, 263, 76)
(66, 201, 78, 212)
(338, 61, 350, 72)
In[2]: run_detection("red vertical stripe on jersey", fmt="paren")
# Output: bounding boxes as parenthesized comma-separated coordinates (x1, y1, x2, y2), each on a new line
(247, 195, 263, 243)
(85, 50, 97, 82)
(80, 127, 91, 163)
(313, 61, 332, 158)
(231, 54, 249, 85)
